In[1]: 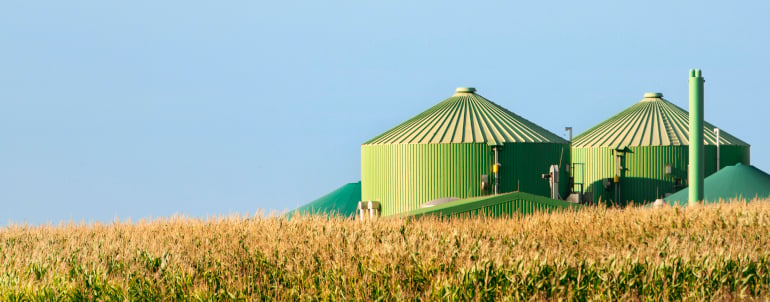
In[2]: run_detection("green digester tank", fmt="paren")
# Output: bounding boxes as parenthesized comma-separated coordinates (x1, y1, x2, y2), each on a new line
(361, 87, 570, 216)
(571, 92, 750, 206)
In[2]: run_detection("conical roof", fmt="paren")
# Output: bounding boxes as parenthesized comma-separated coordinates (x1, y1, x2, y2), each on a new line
(573, 93, 749, 148)
(289, 181, 361, 217)
(364, 87, 567, 145)
(664, 164, 770, 206)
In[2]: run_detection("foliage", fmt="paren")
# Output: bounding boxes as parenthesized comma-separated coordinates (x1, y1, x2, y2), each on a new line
(2, 200, 770, 300)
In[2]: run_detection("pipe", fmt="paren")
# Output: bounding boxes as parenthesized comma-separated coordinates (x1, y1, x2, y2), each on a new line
(688, 69, 704, 206)
(612, 149, 620, 204)
(714, 128, 720, 171)
(493, 146, 499, 195)
(551, 165, 560, 199)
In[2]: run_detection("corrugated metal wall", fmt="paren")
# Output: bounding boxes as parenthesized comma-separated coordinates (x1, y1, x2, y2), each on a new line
(497, 143, 570, 198)
(572, 145, 750, 205)
(361, 142, 569, 216)
(571, 147, 615, 204)
(718, 145, 750, 170)
(362, 143, 493, 216)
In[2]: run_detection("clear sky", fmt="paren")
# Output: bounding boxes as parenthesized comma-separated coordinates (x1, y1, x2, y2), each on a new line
(2, 1, 768, 225)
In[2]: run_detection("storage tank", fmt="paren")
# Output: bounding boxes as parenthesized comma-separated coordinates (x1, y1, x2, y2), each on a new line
(361, 87, 570, 216)
(571, 92, 750, 206)
(664, 163, 770, 206)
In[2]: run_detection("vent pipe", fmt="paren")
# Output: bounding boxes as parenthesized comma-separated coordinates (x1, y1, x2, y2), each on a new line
(688, 69, 704, 206)
(714, 128, 720, 171)
(493, 146, 500, 195)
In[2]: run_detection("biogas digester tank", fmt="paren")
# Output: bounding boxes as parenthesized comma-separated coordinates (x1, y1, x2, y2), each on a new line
(361, 87, 570, 216)
(571, 92, 750, 206)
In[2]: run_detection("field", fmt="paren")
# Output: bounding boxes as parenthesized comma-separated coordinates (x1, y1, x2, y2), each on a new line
(2, 200, 770, 301)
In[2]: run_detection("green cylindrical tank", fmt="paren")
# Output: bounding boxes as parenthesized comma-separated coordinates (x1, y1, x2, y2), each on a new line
(571, 92, 750, 206)
(361, 87, 570, 216)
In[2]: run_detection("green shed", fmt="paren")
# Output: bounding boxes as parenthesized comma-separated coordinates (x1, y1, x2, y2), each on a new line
(362, 87, 570, 216)
(571, 92, 750, 206)
(289, 181, 361, 217)
(407, 191, 580, 218)
(663, 163, 770, 206)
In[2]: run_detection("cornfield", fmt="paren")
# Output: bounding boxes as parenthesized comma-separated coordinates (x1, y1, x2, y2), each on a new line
(2, 200, 770, 301)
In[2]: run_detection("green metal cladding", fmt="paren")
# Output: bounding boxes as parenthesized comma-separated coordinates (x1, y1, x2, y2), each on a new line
(362, 87, 570, 216)
(664, 163, 770, 206)
(571, 93, 750, 206)
(288, 181, 361, 218)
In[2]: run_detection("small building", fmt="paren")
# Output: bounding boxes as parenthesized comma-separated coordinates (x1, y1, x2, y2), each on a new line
(571, 92, 750, 206)
(407, 191, 580, 218)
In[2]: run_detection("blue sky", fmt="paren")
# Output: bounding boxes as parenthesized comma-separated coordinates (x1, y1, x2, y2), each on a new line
(2, 1, 768, 224)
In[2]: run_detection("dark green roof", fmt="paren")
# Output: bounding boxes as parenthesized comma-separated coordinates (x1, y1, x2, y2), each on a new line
(405, 191, 579, 218)
(289, 181, 361, 217)
(364, 87, 568, 145)
(664, 164, 770, 206)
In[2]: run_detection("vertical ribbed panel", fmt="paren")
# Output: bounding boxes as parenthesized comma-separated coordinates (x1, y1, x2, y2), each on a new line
(362, 142, 570, 216)
(571, 147, 614, 204)
(572, 145, 750, 206)
(718, 145, 750, 169)
(497, 143, 570, 198)
(478, 199, 552, 216)
(361, 143, 493, 216)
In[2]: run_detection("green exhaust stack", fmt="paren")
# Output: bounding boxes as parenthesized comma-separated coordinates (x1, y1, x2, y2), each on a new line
(689, 69, 704, 205)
